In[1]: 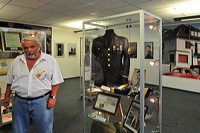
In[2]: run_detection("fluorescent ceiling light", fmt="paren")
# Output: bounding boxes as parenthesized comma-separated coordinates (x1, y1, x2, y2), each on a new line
(65, 21, 96, 29)
(173, 2, 200, 14)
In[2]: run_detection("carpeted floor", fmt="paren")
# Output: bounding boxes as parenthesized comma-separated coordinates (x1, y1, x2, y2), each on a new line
(0, 78, 200, 133)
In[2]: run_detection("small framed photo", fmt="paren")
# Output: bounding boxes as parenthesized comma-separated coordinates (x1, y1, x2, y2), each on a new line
(68, 43, 77, 57)
(55, 43, 64, 57)
(145, 42, 153, 59)
(0, 59, 13, 75)
(1, 102, 12, 124)
(129, 42, 137, 58)
(123, 100, 148, 133)
(92, 92, 121, 116)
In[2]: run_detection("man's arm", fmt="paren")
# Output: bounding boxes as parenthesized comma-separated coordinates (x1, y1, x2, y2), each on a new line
(47, 84, 60, 109)
(3, 84, 12, 108)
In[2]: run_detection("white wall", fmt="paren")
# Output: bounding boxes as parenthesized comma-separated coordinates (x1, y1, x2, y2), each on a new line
(163, 76, 200, 93)
(52, 27, 82, 79)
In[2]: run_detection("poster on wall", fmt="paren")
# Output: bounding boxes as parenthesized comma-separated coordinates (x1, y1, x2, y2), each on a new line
(145, 42, 153, 59)
(129, 42, 137, 58)
(68, 43, 76, 57)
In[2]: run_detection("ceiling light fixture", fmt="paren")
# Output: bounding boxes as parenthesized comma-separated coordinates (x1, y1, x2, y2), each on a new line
(174, 15, 200, 22)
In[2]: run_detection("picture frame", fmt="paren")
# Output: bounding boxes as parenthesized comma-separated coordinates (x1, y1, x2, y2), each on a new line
(55, 43, 64, 57)
(129, 68, 148, 87)
(145, 42, 153, 59)
(123, 100, 148, 133)
(129, 42, 137, 58)
(0, 59, 13, 75)
(2, 31, 22, 51)
(92, 92, 121, 116)
(68, 43, 77, 57)
(1, 102, 12, 124)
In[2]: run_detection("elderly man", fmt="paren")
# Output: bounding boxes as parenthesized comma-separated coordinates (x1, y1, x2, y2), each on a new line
(3, 36, 64, 133)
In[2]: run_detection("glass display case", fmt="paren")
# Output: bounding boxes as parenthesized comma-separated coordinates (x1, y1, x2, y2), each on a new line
(81, 10, 162, 133)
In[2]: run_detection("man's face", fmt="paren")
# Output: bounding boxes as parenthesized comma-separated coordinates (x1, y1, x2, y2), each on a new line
(146, 47, 151, 52)
(22, 40, 40, 60)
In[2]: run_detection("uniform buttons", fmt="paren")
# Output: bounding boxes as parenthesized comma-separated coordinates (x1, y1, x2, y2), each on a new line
(108, 48, 110, 51)
(108, 64, 111, 67)
(98, 48, 100, 50)
(108, 54, 110, 56)
(108, 59, 110, 61)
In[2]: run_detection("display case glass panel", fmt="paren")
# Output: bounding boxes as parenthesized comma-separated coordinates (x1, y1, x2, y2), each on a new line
(81, 10, 162, 133)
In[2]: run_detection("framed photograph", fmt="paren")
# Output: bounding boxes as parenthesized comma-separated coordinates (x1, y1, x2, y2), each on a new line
(145, 42, 153, 59)
(92, 92, 121, 116)
(0, 59, 13, 75)
(1, 102, 12, 124)
(2, 31, 22, 51)
(68, 43, 77, 57)
(129, 42, 137, 58)
(123, 100, 148, 133)
(55, 43, 64, 57)
(129, 68, 148, 87)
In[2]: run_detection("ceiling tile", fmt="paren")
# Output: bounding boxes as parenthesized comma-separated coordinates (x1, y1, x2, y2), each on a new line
(1, 4, 34, 13)
(15, 14, 47, 23)
(10, 0, 46, 8)
(41, 3, 88, 17)
(112, 5, 139, 13)
(94, 10, 119, 18)
(52, 0, 86, 9)
(122, 0, 150, 5)
(0, 10, 22, 20)
(0, 0, 11, 4)
(0, 2, 6, 8)
(96, 0, 129, 9)
(135, 0, 169, 10)
(77, 3, 105, 14)
(80, 0, 101, 3)
(34, 15, 73, 25)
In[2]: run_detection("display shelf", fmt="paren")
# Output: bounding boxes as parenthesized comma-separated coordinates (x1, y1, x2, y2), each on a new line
(81, 10, 162, 133)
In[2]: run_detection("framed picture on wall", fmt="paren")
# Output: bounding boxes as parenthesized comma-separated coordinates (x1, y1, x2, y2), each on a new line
(55, 43, 64, 57)
(145, 42, 153, 59)
(2, 31, 22, 51)
(0, 59, 13, 75)
(123, 100, 148, 133)
(68, 43, 77, 57)
(129, 42, 137, 58)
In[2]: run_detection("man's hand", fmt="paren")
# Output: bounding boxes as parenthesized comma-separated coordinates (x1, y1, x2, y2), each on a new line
(47, 98, 56, 109)
(3, 97, 10, 109)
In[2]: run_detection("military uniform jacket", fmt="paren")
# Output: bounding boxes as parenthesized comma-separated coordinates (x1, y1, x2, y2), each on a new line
(92, 34, 130, 86)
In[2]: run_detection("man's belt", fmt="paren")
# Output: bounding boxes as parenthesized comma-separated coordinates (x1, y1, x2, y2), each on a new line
(15, 91, 51, 100)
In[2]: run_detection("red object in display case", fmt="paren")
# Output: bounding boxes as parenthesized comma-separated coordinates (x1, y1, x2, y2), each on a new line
(163, 67, 200, 79)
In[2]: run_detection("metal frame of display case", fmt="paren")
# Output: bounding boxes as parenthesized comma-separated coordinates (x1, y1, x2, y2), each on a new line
(81, 10, 162, 133)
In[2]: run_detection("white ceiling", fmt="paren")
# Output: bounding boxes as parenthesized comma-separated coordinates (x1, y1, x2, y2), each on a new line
(0, 0, 200, 29)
